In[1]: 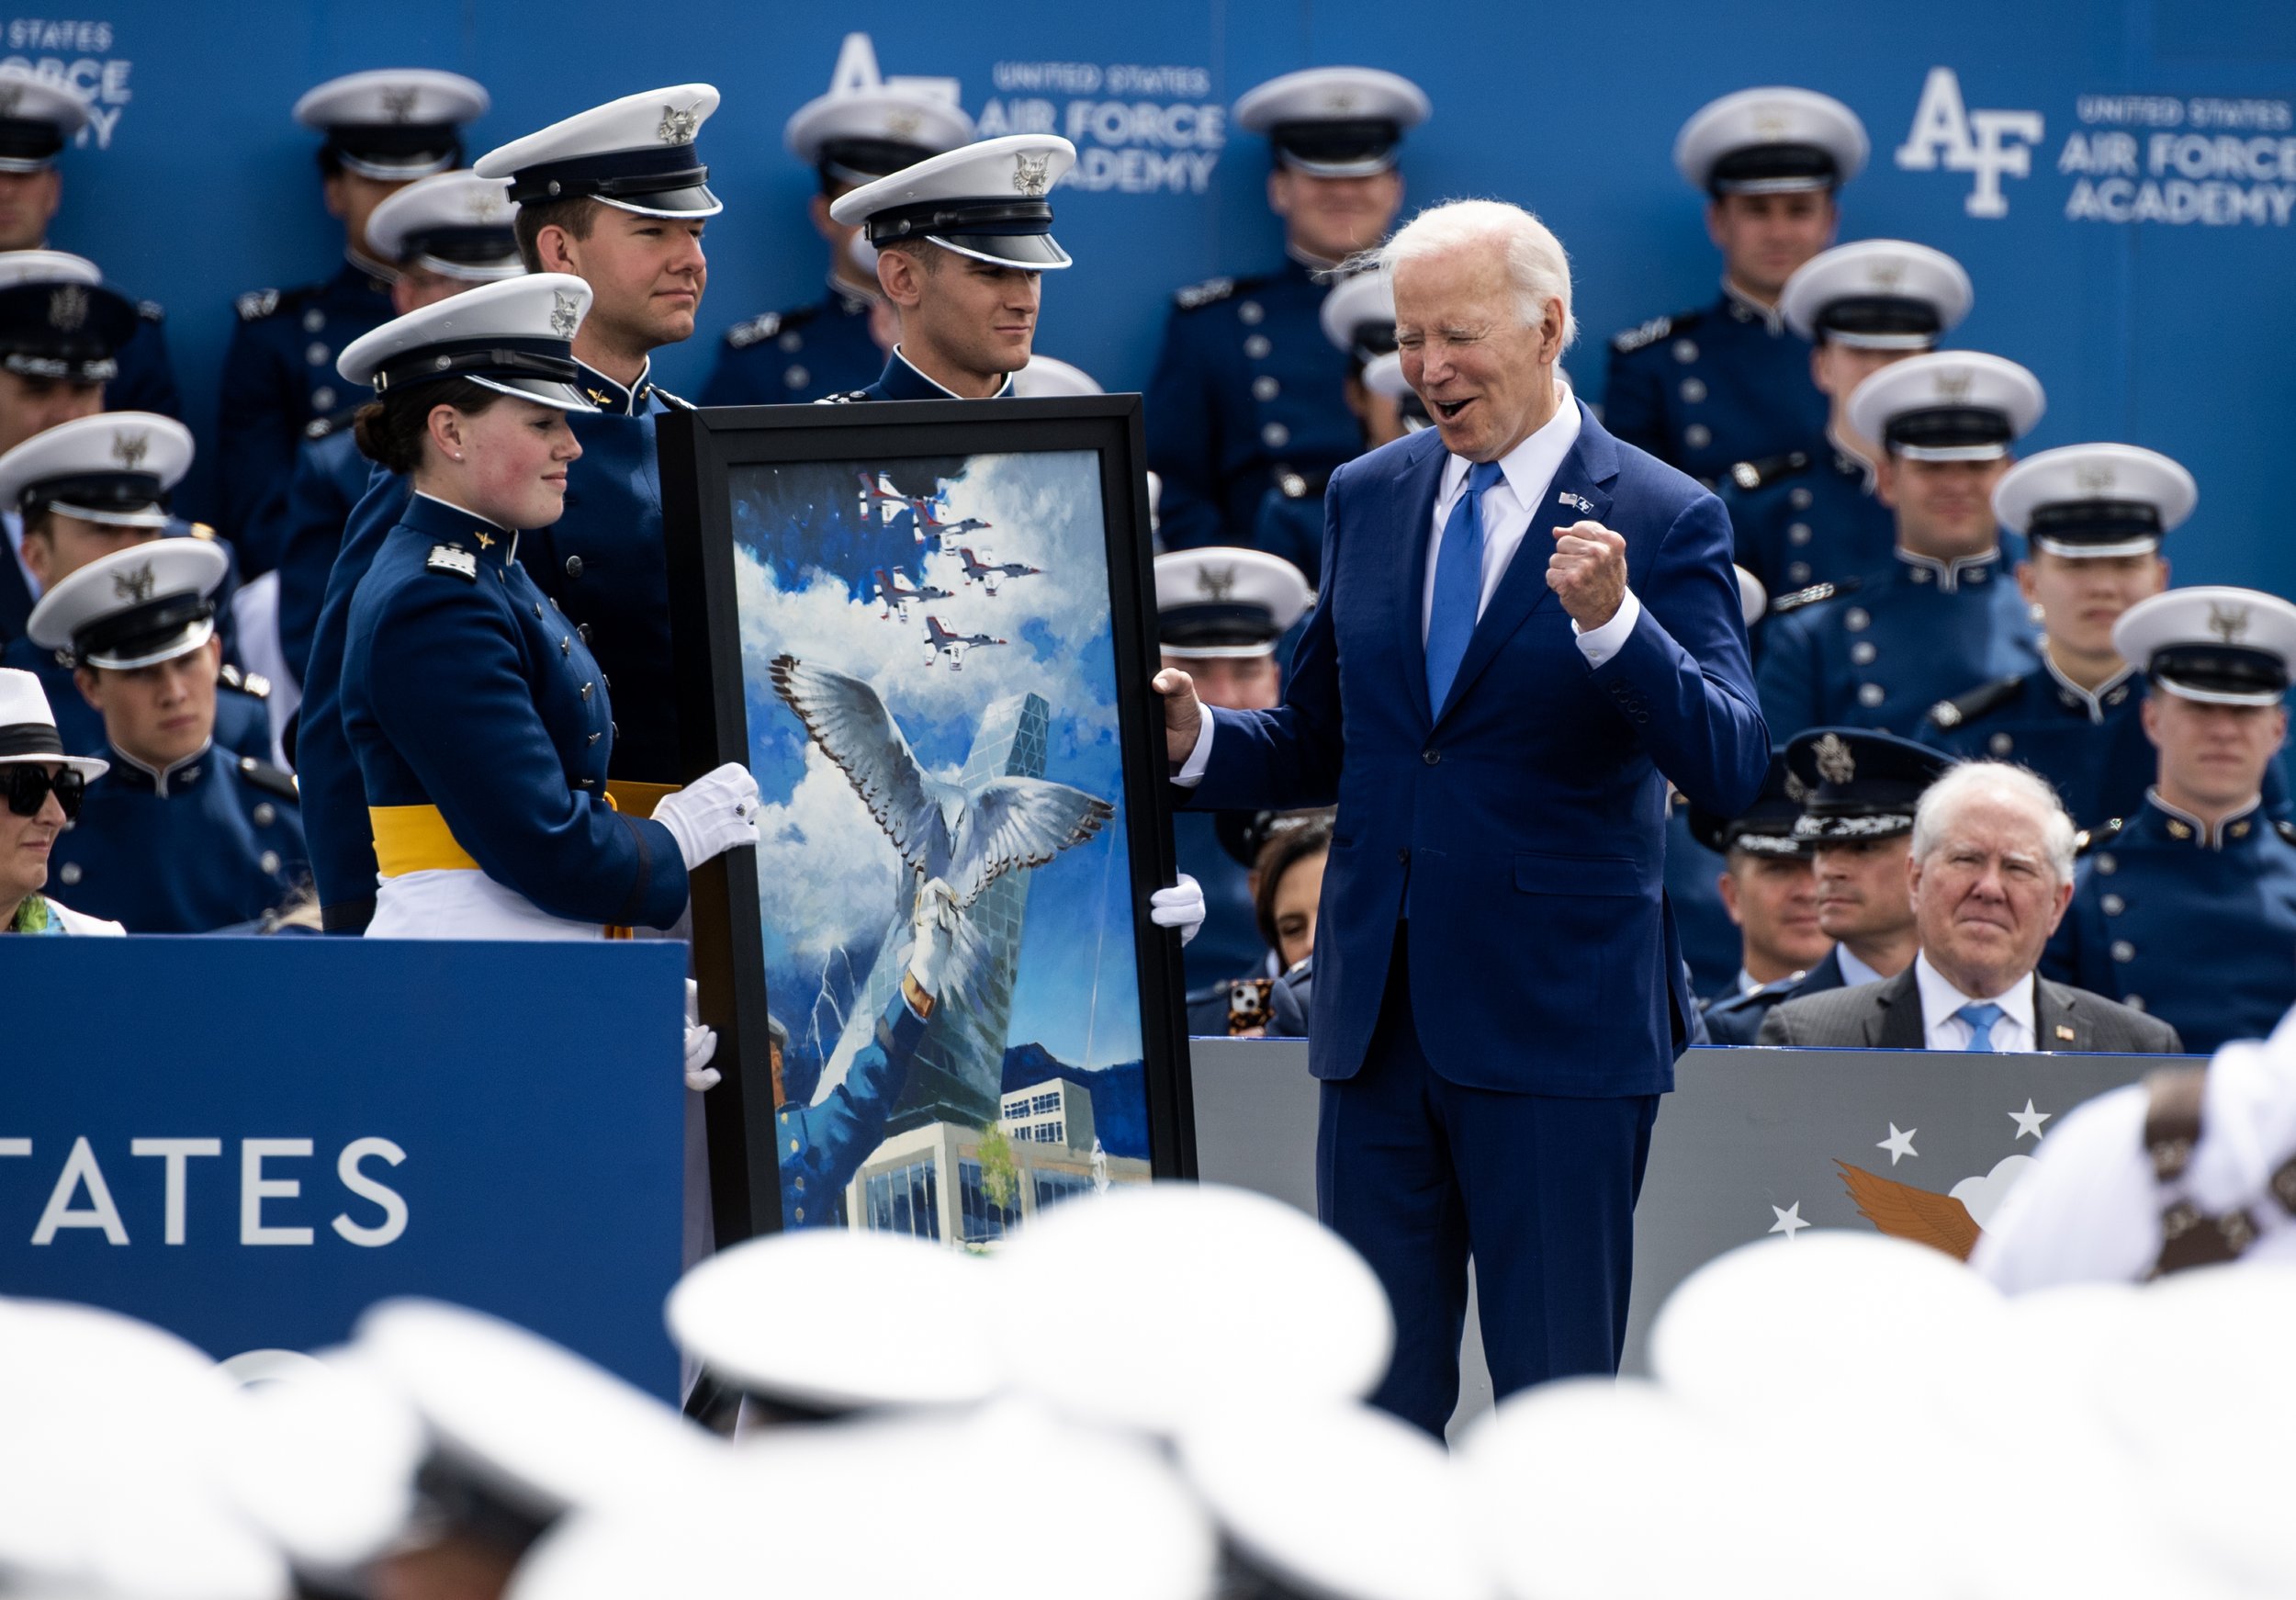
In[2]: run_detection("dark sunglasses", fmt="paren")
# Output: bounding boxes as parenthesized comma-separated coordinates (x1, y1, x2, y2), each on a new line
(5, 763, 84, 821)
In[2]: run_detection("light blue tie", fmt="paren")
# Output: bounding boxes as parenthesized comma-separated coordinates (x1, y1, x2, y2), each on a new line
(1955, 1001, 2007, 1053)
(1424, 459, 1505, 714)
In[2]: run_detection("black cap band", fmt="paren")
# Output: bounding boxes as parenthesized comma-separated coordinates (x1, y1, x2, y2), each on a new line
(2028, 499, 2164, 546)
(0, 279, 137, 369)
(1161, 601, 1282, 651)
(0, 118, 64, 164)
(73, 591, 212, 664)
(372, 336, 580, 396)
(1268, 118, 1401, 166)
(0, 721, 64, 760)
(864, 197, 1053, 244)
(1709, 141, 1839, 194)
(505, 142, 707, 206)
(2149, 646, 2290, 699)
(1884, 405, 2013, 455)
(819, 137, 935, 185)
(1817, 295, 1943, 343)
(20, 468, 164, 518)
(326, 123, 463, 163)
(400, 224, 519, 267)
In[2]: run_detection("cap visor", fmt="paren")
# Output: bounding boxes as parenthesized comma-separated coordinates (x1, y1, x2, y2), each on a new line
(2032, 535, 2162, 560)
(466, 375, 601, 414)
(1278, 152, 1399, 178)
(0, 154, 57, 175)
(1827, 330, 1936, 352)
(2155, 674, 2286, 708)
(342, 153, 458, 182)
(1896, 443, 2009, 463)
(1158, 642, 1279, 659)
(414, 255, 527, 284)
(1713, 175, 1835, 195)
(84, 616, 215, 672)
(597, 185, 723, 219)
(45, 501, 170, 530)
(1793, 812, 1914, 841)
(929, 232, 1072, 269)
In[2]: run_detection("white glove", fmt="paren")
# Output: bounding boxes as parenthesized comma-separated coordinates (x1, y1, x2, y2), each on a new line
(683, 978, 720, 1092)
(906, 877, 962, 997)
(1149, 873, 1205, 946)
(653, 763, 760, 871)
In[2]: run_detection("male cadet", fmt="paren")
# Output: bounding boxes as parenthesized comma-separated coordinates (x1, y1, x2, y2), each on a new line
(1154, 545, 1314, 1006)
(825, 133, 1076, 399)
(1145, 67, 1428, 553)
(267, 169, 520, 685)
(1683, 756, 1829, 1009)
(28, 542, 303, 931)
(1757, 351, 2044, 738)
(1604, 87, 1863, 485)
(0, 412, 270, 761)
(216, 69, 489, 545)
(1721, 239, 1973, 594)
(1920, 444, 2198, 828)
(702, 35, 973, 405)
(0, 64, 177, 418)
(2043, 588, 2296, 1054)
(1706, 727, 1949, 1043)
(296, 85, 718, 933)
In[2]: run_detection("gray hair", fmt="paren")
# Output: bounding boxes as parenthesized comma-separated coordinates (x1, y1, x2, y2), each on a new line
(1374, 198, 1579, 351)
(1910, 761, 2077, 885)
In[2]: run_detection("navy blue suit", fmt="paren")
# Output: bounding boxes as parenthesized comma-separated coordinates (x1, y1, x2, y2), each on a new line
(48, 743, 305, 931)
(1662, 790, 1741, 1000)
(703, 286, 882, 406)
(1717, 445, 1893, 596)
(1189, 404, 1767, 1426)
(273, 426, 371, 689)
(1603, 290, 1827, 487)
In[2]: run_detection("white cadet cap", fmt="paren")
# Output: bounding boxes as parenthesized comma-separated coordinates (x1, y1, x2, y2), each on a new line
(29, 539, 228, 670)
(338, 272, 598, 412)
(1778, 239, 1973, 348)
(217, 1352, 426, 1577)
(1845, 350, 2045, 461)
(366, 170, 522, 281)
(665, 1227, 1001, 1414)
(1009, 354, 1103, 399)
(2113, 586, 2296, 707)
(1733, 564, 1768, 627)
(0, 666, 106, 776)
(292, 68, 490, 180)
(0, 64, 92, 171)
(0, 411, 192, 527)
(830, 133, 1077, 269)
(1994, 443, 2196, 558)
(355, 1298, 719, 1539)
(476, 85, 722, 218)
(1181, 1402, 1498, 1600)
(993, 1182, 1393, 1434)
(1156, 546, 1313, 658)
(1234, 67, 1431, 177)
(1320, 267, 1396, 358)
(1674, 85, 1867, 195)
(785, 32, 975, 182)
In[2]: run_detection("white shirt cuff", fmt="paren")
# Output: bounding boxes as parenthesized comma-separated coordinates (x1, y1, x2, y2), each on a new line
(1570, 588, 1642, 668)
(1172, 711, 1216, 787)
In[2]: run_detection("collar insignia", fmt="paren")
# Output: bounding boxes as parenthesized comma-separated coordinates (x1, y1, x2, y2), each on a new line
(475, 529, 495, 550)
(1558, 490, 1593, 514)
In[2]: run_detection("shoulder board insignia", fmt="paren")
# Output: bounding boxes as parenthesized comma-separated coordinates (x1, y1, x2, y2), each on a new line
(1728, 450, 1812, 493)
(136, 299, 164, 323)
(2077, 817, 2125, 856)
(2277, 819, 2296, 845)
(1173, 276, 1242, 310)
(724, 311, 782, 349)
(426, 544, 479, 582)
(1924, 674, 2025, 731)
(1768, 575, 1860, 616)
(235, 757, 299, 801)
(217, 662, 272, 700)
(305, 415, 338, 440)
(1610, 309, 1701, 355)
(235, 288, 282, 321)
(186, 522, 217, 541)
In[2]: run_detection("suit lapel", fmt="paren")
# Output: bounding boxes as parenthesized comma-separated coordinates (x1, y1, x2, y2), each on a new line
(1874, 967, 1926, 1049)
(1434, 403, 1619, 726)
(2034, 977, 2078, 1050)
(1390, 434, 1451, 728)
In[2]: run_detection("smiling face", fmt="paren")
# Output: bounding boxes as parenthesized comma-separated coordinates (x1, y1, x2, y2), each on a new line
(421, 394, 582, 532)
(0, 759, 66, 914)
(1268, 167, 1403, 264)
(1393, 241, 1562, 464)
(1877, 455, 2009, 561)
(1705, 190, 1837, 300)
(77, 636, 220, 771)
(541, 208, 708, 359)
(2144, 693, 2289, 813)
(1909, 791, 2073, 998)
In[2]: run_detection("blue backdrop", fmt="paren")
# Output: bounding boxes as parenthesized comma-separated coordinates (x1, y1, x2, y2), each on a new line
(29, 4, 2296, 594)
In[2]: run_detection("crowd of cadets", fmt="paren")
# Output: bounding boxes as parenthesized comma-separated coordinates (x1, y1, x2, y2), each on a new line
(0, 51, 2282, 1043)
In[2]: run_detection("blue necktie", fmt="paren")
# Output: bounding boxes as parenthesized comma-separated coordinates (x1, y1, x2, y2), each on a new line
(1955, 1001, 2007, 1053)
(1425, 459, 1505, 713)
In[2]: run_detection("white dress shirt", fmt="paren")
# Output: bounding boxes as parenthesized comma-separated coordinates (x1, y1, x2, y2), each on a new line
(1913, 952, 2037, 1053)
(1176, 385, 1637, 784)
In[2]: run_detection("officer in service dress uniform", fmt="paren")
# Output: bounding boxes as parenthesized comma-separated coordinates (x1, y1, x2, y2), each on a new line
(216, 70, 490, 545)
(2043, 588, 2296, 1054)
(267, 170, 521, 682)
(702, 37, 972, 406)
(331, 273, 758, 941)
(1720, 239, 1973, 595)
(1604, 87, 1864, 485)
(1919, 444, 2238, 829)
(0, 65, 179, 420)
(0, 667, 119, 934)
(1145, 68, 1427, 553)
(1681, 756, 1827, 1011)
(1757, 351, 2043, 738)
(28, 542, 303, 931)
(0, 411, 269, 762)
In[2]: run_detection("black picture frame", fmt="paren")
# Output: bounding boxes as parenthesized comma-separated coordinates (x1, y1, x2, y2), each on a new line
(659, 396, 1197, 1249)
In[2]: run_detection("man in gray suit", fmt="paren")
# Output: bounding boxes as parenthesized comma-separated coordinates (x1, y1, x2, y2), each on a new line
(1761, 760, 2182, 1054)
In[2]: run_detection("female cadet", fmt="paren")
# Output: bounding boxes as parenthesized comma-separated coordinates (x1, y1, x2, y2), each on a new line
(332, 273, 758, 944)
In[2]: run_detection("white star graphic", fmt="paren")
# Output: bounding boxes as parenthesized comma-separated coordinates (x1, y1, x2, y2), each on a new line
(1877, 1123, 1919, 1166)
(2009, 1099, 2052, 1141)
(1769, 1202, 1809, 1240)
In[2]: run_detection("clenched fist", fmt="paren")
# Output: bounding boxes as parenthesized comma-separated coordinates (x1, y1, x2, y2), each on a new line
(1548, 521, 1627, 630)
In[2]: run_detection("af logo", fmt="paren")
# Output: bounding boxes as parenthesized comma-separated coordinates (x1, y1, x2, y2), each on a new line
(466, 185, 510, 224)
(1814, 732, 1857, 784)
(1012, 152, 1052, 197)
(884, 106, 923, 141)
(658, 102, 703, 145)
(0, 84, 23, 119)
(379, 86, 421, 123)
(112, 561, 156, 603)
(2075, 461, 2117, 495)
(1866, 259, 1907, 293)
(1933, 367, 1975, 400)
(1197, 564, 1237, 601)
(46, 285, 87, 332)
(549, 290, 581, 341)
(111, 432, 149, 471)
(1895, 67, 2044, 219)
(2209, 603, 2252, 645)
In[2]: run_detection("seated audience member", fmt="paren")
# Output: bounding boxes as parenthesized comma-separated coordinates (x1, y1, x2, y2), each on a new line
(27, 543, 304, 931)
(1706, 727, 1948, 1042)
(0, 666, 118, 933)
(2045, 588, 2296, 1054)
(1687, 756, 1829, 1011)
(1253, 812, 1334, 1039)
(1759, 761, 2179, 1053)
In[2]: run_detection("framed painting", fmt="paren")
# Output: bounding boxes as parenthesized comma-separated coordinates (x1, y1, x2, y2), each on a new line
(660, 397, 1196, 1249)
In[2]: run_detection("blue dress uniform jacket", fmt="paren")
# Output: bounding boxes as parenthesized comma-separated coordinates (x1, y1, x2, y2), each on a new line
(834, 348, 1014, 404)
(1603, 289, 1828, 487)
(2043, 796, 2296, 1055)
(1702, 944, 1850, 1044)
(338, 493, 688, 930)
(1718, 445, 1893, 596)
(703, 286, 882, 406)
(1191, 404, 1769, 1097)
(215, 260, 393, 543)
(1757, 552, 2040, 739)
(780, 989, 930, 1228)
(274, 427, 372, 689)
(1143, 261, 1359, 562)
(108, 299, 183, 420)
(47, 743, 304, 931)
